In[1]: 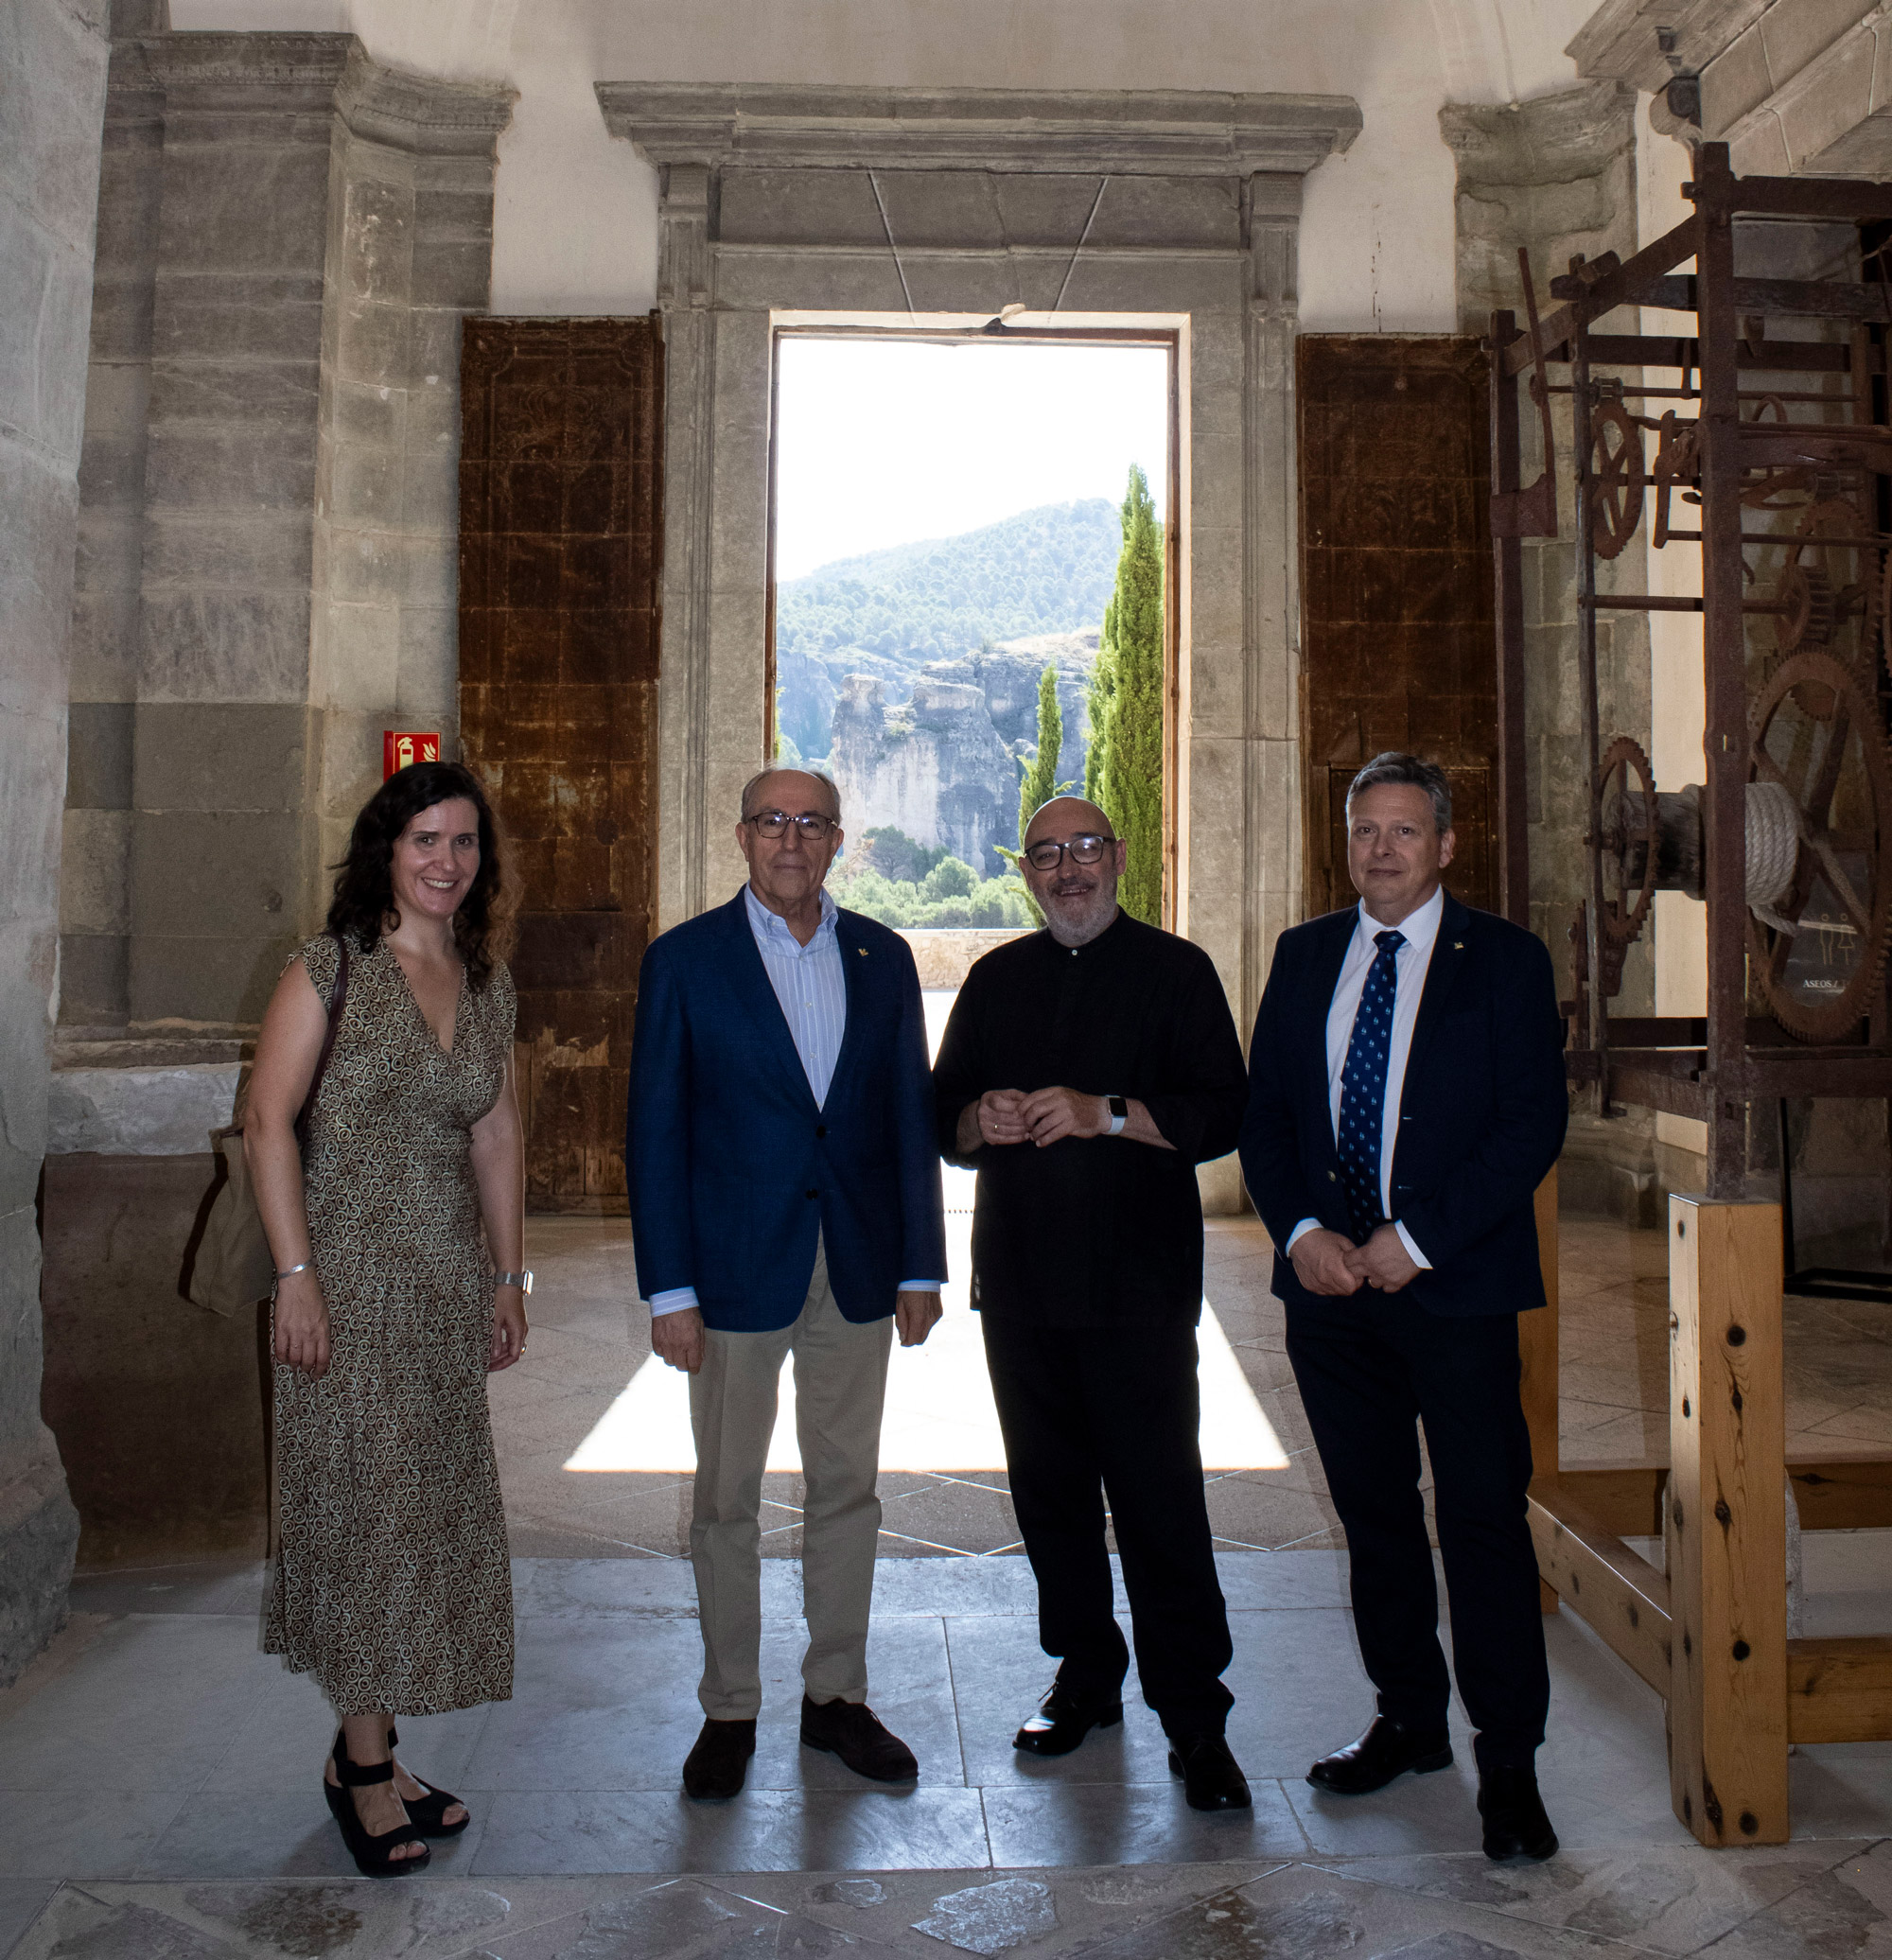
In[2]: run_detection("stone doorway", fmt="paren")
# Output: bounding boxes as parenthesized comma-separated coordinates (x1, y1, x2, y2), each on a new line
(767, 325, 1179, 931)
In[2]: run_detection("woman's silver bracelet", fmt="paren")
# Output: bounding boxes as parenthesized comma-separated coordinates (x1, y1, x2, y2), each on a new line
(274, 1260, 313, 1279)
(494, 1269, 534, 1295)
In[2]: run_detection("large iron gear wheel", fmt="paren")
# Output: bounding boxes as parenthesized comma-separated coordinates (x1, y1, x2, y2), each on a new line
(1589, 399, 1646, 560)
(1769, 499, 1876, 696)
(1745, 650, 1892, 1042)
(1595, 736, 1657, 952)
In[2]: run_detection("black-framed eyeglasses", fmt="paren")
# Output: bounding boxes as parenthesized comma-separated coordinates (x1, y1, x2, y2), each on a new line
(1022, 833, 1116, 872)
(746, 809, 838, 840)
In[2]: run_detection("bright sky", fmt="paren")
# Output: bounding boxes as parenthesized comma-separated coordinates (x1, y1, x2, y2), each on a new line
(773, 337, 1170, 581)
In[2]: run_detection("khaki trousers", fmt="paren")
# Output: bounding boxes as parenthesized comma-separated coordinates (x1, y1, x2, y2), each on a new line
(687, 1235, 893, 1720)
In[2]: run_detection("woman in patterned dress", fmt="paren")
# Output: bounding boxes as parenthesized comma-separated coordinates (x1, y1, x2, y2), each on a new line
(245, 761, 525, 1876)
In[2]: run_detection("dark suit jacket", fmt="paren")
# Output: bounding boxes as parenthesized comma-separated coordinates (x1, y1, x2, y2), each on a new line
(1238, 893, 1567, 1317)
(625, 889, 947, 1333)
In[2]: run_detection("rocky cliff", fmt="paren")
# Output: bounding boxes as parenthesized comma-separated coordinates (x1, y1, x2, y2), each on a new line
(830, 675, 1023, 874)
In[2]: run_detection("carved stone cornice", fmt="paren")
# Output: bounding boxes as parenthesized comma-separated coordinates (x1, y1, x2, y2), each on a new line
(595, 81, 1361, 178)
(140, 34, 514, 155)
(1566, 0, 1768, 96)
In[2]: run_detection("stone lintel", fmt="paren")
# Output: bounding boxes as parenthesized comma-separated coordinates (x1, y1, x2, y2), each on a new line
(140, 33, 515, 157)
(596, 81, 1361, 179)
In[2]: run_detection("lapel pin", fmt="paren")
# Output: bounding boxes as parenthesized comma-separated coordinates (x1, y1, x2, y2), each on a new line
(1453, 941, 1463, 950)
(857, 947, 868, 956)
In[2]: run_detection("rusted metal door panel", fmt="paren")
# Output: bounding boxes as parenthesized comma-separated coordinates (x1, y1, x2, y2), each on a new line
(1297, 336, 1498, 919)
(459, 317, 662, 1209)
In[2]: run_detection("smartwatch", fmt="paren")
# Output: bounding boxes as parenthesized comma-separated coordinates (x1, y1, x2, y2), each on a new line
(1106, 1094, 1129, 1137)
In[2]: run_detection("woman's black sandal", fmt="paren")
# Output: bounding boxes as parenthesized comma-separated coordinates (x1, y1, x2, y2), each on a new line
(385, 1723, 471, 1837)
(324, 1732, 431, 1877)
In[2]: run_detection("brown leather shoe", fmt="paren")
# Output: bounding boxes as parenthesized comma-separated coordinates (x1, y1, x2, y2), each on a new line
(682, 1718, 756, 1800)
(799, 1695, 919, 1783)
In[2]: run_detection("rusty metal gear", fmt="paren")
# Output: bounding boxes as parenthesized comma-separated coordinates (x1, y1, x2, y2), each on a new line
(1773, 561, 1837, 656)
(1589, 398, 1646, 560)
(1766, 499, 1878, 712)
(1745, 650, 1892, 1042)
(1595, 737, 1657, 966)
(1650, 411, 1699, 549)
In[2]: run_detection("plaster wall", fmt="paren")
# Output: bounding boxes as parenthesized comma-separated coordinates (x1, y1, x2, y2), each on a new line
(0, 0, 111, 1678)
(168, 0, 1600, 334)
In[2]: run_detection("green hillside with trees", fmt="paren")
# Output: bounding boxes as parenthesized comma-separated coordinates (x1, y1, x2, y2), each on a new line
(777, 498, 1121, 681)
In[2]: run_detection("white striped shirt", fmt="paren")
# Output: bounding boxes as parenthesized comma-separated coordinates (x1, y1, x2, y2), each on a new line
(745, 884, 848, 1107)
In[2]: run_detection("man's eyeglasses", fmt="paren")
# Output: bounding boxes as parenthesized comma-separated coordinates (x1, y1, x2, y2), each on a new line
(745, 809, 838, 841)
(1022, 833, 1116, 872)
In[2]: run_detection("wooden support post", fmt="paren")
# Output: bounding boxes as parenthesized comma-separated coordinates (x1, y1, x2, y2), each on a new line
(1668, 1194, 1789, 1846)
(1519, 1169, 1560, 1611)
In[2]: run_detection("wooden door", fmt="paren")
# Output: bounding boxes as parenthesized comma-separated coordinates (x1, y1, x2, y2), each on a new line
(459, 318, 662, 1208)
(1296, 336, 1498, 919)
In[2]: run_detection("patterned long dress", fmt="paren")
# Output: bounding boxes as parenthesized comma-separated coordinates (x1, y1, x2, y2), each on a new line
(265, 934, 516, 1716)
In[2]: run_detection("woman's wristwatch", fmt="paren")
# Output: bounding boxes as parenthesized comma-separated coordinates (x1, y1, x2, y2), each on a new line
(1105, 1095, 1129, 1137)
(494, 1269, 534, 1294)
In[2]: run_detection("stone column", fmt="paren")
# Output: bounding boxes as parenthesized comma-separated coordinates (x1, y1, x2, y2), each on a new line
(0, 0, 112, 1681)
(78, 34, 513, 1036)
(40, 32, 510, 1576)
(1239, 171, 1304, 1028)
(653, 161, 718, 926)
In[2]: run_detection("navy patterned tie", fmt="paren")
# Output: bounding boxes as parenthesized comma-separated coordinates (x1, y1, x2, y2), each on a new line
(1337, 929, 1406, 1244)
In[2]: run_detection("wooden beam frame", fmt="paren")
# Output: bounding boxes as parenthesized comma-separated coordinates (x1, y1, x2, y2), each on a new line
(1788, 1637, 1892, 1743)
(1528, 1478, 1671, 1692)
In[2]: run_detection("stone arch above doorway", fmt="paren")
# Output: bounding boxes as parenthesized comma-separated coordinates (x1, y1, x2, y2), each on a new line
(593, 82, 1361, 1038)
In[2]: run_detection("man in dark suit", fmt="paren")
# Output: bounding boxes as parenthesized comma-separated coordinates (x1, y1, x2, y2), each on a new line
(1239, 752, 1567, 1862)
(626, 767, 947, 1801)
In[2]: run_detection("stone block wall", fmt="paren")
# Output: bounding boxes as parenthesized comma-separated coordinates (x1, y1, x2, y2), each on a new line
(37, 26, 514, 1582)
(0, 0, 113, 1682)
(61, 29, 512, 1038)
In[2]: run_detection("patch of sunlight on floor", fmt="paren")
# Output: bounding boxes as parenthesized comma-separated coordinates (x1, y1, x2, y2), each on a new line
(564, 983, 1288, 1476)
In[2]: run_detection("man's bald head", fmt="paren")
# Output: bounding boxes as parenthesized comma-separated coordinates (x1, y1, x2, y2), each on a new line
(1024, 795, 1114, 850)
(741, 766, 840, 823)
(1020, 796, 1126, 948)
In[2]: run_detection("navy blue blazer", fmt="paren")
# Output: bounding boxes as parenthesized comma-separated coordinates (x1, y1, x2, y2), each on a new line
(1238, 893, 1568, 1318)
(625, 889, 948, 1333)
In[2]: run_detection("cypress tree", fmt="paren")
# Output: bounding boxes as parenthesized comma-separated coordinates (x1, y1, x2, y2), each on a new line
(1016, 664, 1064, 843)
(1085, 594, 1115, 805)
(1089, 464, 1163, 923)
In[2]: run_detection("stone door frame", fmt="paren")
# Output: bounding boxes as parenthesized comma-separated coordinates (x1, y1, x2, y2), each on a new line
(595, 82, 1362, 1028)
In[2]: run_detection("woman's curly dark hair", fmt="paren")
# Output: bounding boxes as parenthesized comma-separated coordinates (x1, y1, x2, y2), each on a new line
(326, 761, 517, 989)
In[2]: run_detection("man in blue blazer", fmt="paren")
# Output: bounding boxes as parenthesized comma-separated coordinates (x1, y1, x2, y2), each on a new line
(1239, 752, 1567, 1864)
(626, 766, 946, 1801)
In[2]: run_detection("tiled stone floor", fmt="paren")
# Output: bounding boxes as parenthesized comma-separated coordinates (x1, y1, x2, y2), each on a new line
(15, 1206, 1892, 1953)
(491, 1207, 1891, 1563)
(9, 1543, 1892, 1956)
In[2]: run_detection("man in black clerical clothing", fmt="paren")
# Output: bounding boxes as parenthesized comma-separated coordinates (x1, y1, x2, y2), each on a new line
(934, 795, 1252, 1812)
(1240, 752, 1567, 1864)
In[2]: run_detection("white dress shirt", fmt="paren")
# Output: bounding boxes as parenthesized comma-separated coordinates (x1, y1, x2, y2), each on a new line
(1284, 885, 1445, 1270)
(650, 884, 941, 1315)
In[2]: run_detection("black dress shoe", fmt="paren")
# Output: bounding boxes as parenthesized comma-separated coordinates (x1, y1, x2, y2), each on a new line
(1166, 1734, 1253, 1811)
(1479, 1766, 1558, 1861)
(1307, 1715, 1453, 1795)
(799, 1695, 919, 1783)
(1014, 1679, 1124, 1758)
(682, 1718, 756, 1800)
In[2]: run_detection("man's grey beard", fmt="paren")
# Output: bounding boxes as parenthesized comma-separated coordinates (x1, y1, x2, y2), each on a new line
(1043, 883, 1120, 948)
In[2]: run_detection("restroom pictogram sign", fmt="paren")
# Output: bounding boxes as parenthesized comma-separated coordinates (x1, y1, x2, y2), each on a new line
(383, 731, 440, 779)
